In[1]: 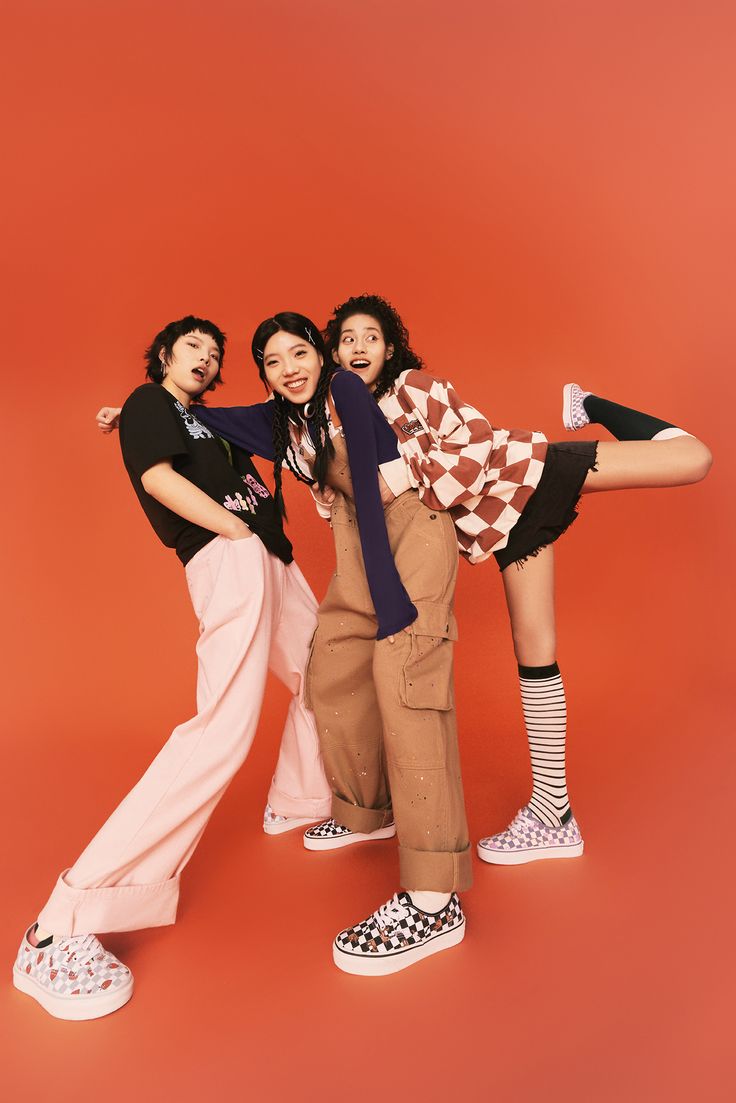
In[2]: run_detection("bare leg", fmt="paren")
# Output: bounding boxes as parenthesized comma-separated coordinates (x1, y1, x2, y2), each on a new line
(502, 547, 572, 826)
(501, 544, 556, 666)
(582, 435, 712, 493)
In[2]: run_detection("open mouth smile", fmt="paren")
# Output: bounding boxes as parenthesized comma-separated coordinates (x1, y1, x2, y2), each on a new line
(350, 359, 370, 369)
(192, 367, 207, 381)
(284, 378, 308, 391)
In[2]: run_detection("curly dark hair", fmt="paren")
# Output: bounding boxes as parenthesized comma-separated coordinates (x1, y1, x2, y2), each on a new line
(251, 312, 335, 517)
(144, 315, 226, 399)
(323, 293, 424, 400)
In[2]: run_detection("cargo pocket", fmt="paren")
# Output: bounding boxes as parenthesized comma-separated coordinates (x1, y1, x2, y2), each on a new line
(400, 601, 458, 711)
(303, 627, 318, 709)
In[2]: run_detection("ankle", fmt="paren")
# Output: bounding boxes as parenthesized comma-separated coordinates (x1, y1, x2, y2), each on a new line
(407, 890, 452, 912)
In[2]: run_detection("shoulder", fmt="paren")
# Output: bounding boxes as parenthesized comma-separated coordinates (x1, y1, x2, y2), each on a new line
(393, 369, 455, 404)
(121, 383, 171, 418)
(329, 368, 367, 400)
(328, 368, 374, 417)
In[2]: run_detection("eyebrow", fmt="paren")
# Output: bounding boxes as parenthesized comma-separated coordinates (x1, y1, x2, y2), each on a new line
(187, 333, 220, 354)
(341, 326, 380, 335)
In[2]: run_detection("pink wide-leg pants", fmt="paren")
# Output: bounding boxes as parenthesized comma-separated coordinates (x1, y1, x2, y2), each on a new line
(38, 535, 330, 936)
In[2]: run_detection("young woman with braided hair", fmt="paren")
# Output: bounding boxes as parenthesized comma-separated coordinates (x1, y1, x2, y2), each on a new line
(99, 311, 474, 975)
(322, 293, 712, 865)
(167, 311, 474, 976)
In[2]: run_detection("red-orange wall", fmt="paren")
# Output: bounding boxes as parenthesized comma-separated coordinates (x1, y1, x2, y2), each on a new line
(2, 2, 733, 1100)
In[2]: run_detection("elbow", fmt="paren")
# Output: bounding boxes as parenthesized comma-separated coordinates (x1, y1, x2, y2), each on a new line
(141, 469, 163, 495)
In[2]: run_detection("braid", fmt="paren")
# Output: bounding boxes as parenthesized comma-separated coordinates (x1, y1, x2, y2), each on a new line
(271, 394, 321, 518)
(310, 369, 336, 491)
(271, 395, 292, 518)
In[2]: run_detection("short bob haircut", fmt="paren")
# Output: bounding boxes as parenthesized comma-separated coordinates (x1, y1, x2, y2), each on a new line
(144, 315, 226, 397)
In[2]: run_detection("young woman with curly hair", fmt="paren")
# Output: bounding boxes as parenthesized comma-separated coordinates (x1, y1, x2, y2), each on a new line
(322, 293, 712, 865)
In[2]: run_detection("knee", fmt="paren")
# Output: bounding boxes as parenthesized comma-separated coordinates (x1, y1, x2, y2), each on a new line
(511, 622, 556, 667)
(687, 438, 713, 483)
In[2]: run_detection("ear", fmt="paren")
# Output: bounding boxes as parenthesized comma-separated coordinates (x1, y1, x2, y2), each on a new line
(332, 348, 341, 365)
(386, 343, 395, 361)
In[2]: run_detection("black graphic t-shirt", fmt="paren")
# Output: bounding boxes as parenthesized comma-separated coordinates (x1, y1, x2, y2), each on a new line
(119, 384, 292, 566)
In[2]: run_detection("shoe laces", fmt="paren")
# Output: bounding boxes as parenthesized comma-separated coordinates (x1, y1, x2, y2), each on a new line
(58, 933, 104, 965)
(507, 809, 532, 840)
(374, 894, 409, 931)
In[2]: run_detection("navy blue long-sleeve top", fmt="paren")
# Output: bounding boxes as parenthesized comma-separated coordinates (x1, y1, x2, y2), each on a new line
(195, 369, 418, 639)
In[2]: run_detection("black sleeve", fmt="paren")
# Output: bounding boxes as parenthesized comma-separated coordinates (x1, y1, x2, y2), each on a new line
(119, 386, 188, 479)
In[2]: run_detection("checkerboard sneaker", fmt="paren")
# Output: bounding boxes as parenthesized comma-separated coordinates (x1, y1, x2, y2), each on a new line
(333, 891, 466, 975)
(262, 803, 321, 836)
(13, 926, 133, 1020)
(562, 383, 592, 431)
(477, 805, 584, 865)
(303, 818, 396, 851)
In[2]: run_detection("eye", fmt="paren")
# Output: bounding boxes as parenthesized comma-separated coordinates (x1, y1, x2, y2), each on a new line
(187, 341, 198, 348)
(342, 335, 353, 344)
(367, 334, 377, 342)
(295, 349, 306, 357)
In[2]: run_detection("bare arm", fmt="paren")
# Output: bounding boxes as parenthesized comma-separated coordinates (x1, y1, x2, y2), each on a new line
(141, 460, 252, 540)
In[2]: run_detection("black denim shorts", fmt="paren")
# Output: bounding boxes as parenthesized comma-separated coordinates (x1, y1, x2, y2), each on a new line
(493, 440, 598, 572)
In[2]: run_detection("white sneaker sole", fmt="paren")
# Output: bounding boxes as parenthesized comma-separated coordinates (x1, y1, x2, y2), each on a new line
(263, 815, 322, 836)
(13, 965, 134, 1021)
(304, 823, 396, 852)
(333, 919, 465, 976)
(477, 840, 584, 865)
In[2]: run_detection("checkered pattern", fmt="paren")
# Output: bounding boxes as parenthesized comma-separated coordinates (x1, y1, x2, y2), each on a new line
(562, 382, 592, 431)
(378, 371, 549, 563)
(15, 929, 131, 1000)
(304, 818, 352, 841)
(263, 803, 288, 829)
(335, 891, 465, 959)
(478, 805, 583, 856)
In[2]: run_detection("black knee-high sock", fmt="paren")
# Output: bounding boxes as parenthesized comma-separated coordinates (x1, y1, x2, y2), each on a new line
(582, 395, 681, 441)
(519, 662, 572, 828)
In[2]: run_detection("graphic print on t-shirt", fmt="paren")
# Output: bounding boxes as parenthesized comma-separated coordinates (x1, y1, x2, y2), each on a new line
(174, 399, 214, 440)
(119, 384, 293, 566)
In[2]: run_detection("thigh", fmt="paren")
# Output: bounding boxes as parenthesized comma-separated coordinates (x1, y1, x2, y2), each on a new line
(388, 495, 459, 607)
(501, 543, 557, 665)
(269, 560, 319, 697)
(582, 437, 709, 492)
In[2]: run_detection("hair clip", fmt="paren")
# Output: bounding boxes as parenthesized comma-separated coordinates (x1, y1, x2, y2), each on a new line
(305, 327, 316, 346)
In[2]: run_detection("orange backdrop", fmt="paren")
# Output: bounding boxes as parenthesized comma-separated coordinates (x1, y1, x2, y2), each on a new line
(2, 1, 734, 1100)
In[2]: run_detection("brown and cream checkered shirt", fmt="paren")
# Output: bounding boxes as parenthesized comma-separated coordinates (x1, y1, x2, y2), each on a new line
(378, 370, 548, 563)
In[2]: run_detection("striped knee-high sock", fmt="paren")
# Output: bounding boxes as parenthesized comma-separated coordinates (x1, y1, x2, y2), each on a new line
(583, 395, 687, 441)
(519, 662, 571, 827)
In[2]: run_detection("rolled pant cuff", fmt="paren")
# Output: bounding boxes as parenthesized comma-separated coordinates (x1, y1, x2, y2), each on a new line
(37, 869, 181, 936)
(267, 782, 332, 821)
(399, 843, 474, 893)
(331, 794, 393, 834)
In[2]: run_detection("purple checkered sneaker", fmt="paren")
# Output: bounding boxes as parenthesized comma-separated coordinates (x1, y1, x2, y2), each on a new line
(262, 803, 321, 836)
(562, 383, 592, 431)
(333, 891, 466, 975)
(13, 927, 133, 1020)
(303, 818, 396, 852)
(477, 805, 584, 865)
